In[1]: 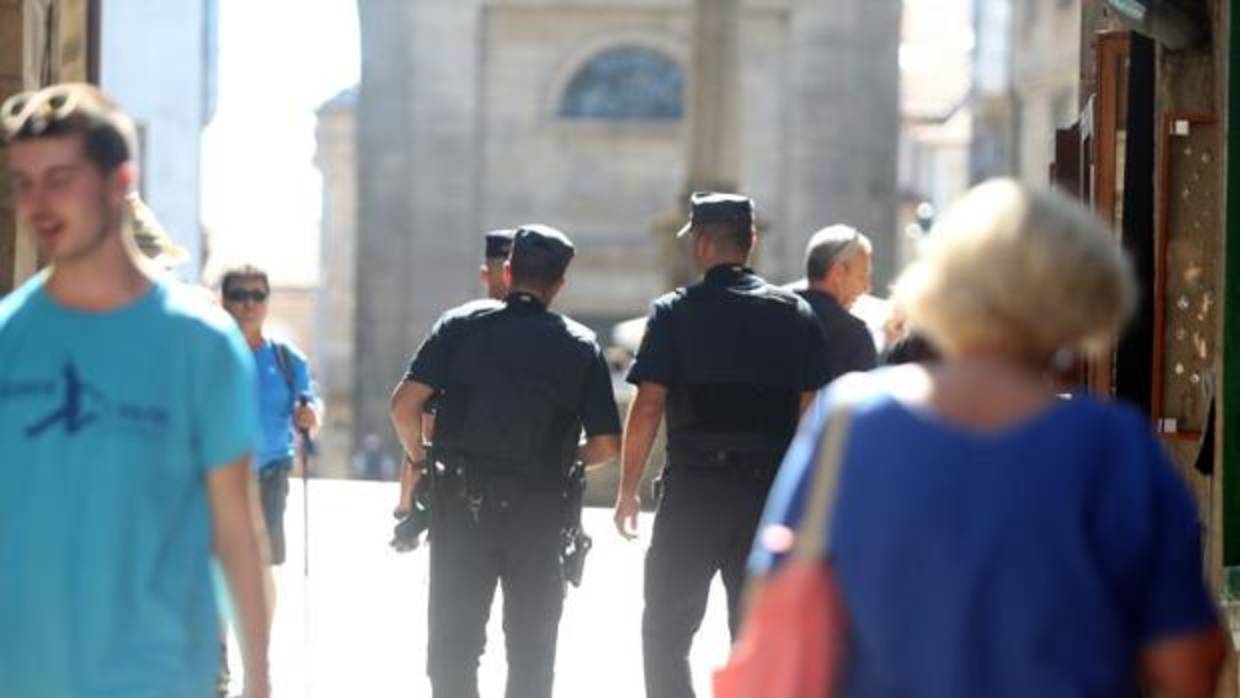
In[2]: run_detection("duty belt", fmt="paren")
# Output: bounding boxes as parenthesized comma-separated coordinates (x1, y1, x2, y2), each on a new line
(665, 446, 783, 479)
(434, 456, 564, 519)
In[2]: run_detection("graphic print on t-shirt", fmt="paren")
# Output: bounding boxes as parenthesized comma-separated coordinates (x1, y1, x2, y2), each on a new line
(0, 358, 170, 440)
(24, 362, 103, 437)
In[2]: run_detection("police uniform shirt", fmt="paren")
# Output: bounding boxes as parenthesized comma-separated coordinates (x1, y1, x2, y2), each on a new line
(627, 265, 831, 455)
(405, 292, 621, 476)
(796, 288, 878, 382)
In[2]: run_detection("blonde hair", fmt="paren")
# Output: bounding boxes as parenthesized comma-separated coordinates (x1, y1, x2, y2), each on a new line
(892, 179, 1135, 361)
(125, 192, 188, 268)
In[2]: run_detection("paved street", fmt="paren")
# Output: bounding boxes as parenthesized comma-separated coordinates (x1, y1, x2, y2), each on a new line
(226, 479, 731, 697)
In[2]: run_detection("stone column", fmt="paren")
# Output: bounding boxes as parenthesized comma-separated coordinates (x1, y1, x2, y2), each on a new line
(314, 91, 358, 478)
(686, 0, 741, 193)
(353, 0, 484, 458)
(660, 0, 742, 286)
(785, 0, 900, 287)
(354, 0, 418, 459)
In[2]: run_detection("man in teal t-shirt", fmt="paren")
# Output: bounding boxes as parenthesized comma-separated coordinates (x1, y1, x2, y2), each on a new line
(0, 84, 273, 697)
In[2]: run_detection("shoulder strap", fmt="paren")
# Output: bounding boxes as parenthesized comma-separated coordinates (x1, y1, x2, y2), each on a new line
(271, 341, 296, 409)
(792, 404, 852, 560)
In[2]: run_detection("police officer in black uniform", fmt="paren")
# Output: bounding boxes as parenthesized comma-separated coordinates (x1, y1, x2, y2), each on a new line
(480, 228, 517, 300)
(612, 192, 830, 698)
(390, 224, 622, 698)
(393, 228, 517, 527)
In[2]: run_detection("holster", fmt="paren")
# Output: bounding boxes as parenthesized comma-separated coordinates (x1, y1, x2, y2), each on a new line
(559, 459, 591, 590)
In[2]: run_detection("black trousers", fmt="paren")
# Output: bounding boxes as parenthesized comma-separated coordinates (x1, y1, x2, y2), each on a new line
(642, 468, 771, 698)
(427, 481, 564, 698)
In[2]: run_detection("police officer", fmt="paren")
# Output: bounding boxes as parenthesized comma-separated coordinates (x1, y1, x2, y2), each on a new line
(394, 228, 517, 522)
(390, 225, 622, 698)
(481, 228, 517, 300)
(613, 192, 831, 698)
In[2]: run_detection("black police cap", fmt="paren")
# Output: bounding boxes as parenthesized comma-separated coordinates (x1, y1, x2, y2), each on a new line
(511, 224, 575, 267)
(676, 191, 755, 238)
(484, 229, 516, 260)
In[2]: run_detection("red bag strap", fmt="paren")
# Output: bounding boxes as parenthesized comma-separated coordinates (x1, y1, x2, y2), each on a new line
(791, 404, 852, 561)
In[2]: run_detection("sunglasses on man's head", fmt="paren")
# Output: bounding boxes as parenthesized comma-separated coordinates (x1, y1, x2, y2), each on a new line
(224, 289, 269, 304)
(1, 86, 79, 136)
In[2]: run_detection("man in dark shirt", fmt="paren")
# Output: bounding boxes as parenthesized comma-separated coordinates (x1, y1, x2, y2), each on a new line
(393, 228, 517, 522)
(613, 192, 831, 698)
(390, 225, 622, 698)
(798, 224, 879, 381)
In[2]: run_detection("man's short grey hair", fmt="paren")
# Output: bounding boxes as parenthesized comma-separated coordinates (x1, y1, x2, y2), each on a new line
(805, 225, 873, 281)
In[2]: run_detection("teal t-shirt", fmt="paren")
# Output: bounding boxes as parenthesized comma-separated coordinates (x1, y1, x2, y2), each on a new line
(0, 274, 258, 697)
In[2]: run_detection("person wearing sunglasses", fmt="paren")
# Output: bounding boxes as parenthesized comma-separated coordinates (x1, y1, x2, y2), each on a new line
(219, 264, 321, 569)
(0, 83, 272, 698)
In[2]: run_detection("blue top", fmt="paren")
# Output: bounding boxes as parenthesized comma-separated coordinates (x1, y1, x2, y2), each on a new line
(0, 274, 258, 697)
(252, 338, 314, 468)
(751, 379, 1218, 698)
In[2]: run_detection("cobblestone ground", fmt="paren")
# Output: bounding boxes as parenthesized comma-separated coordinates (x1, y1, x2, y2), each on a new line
(226, 479, 731, 697)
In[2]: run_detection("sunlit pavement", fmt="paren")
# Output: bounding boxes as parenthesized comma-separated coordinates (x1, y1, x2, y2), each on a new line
(225, 479, 731, 697)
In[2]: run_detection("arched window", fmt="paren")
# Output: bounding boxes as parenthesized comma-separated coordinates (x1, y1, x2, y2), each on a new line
(559, 47, 684, 120)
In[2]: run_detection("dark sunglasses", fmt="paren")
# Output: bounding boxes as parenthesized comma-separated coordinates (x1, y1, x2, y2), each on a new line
(224, 289, 269, 304)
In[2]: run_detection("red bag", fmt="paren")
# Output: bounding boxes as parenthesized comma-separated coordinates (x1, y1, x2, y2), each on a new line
(714, 408, 852, 698)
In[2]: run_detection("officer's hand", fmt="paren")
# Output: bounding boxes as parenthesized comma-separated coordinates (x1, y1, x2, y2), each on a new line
(613, 494, 641, 541)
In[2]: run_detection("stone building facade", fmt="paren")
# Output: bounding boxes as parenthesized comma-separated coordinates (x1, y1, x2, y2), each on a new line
(336, 0, 901, 459)
(1012, 0, 1081, 185)
(969, 0, 1082, 187)
(98, 0, 218, 280)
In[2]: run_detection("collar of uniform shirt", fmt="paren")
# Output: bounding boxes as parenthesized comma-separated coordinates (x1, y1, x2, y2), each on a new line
(505, 291, 547, 309)
(703, 264, 753, 284)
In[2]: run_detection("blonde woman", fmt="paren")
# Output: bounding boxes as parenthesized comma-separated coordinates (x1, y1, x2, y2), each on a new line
(749, 180, 1226, 697)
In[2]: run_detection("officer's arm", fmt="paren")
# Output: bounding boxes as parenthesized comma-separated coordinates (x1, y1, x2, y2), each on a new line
(614, 382, 666, 538)
(390, 380, 434, 463)
(579, 434, 620, 468)
(620, 383, 665, 496)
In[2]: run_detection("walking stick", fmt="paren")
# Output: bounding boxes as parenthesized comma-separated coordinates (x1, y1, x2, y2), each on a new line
(298, 395, 316, 577)
(297, 395, 316, 697)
